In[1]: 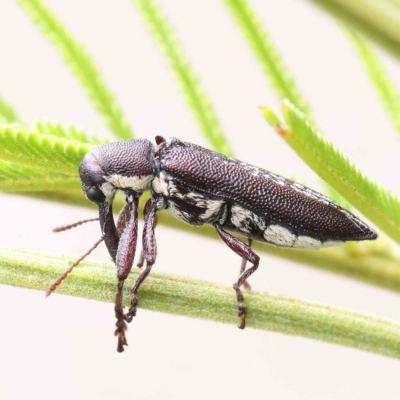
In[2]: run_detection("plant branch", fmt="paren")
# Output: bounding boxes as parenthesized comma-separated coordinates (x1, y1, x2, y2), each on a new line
(0, 248, 399, 359)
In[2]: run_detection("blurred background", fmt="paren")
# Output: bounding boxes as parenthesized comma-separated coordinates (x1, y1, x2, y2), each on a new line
(0, 1, 399, 399)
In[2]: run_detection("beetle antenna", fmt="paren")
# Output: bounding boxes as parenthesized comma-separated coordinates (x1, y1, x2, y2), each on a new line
(53, 218, 99, 232)
(45, 235, 105, 298)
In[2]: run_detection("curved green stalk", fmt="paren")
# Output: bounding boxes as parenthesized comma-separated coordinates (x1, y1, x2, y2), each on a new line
(223, 0, 311, 117)
(306, 0, 400, 60)
(261, 101, 400, 243)
(132, 0, 234, 156)
(17, 0, 134, 140)
(0, 248, 399, 359)
(343, 29, 400, 137)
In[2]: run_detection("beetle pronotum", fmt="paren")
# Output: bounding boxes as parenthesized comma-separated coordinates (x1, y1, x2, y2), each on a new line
(48, 136, 377, 352)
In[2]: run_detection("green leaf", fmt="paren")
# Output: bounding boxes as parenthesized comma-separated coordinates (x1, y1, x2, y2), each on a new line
(132, 0, 234, 156)
(0, 160, 81, 192)
(17, 0, 134, 140)
(223, 0, 311, 117)
(0, 126, 93, 176)
(1, 247, 399, 359)
(35, 120, 109, 145)
(306, 0, 400, 61)
(261, 100, 400, 244)
(344, 29, 400, 138)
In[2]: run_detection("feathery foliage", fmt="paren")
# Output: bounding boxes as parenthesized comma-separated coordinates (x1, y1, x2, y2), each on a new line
(344, 29, 400, 138)
(17, 0, 134, 140)
(0, 125, 93, 176)
(261, 100, 400, 243)
(1, 247, 400, 359)
(132, 0, 234, 156)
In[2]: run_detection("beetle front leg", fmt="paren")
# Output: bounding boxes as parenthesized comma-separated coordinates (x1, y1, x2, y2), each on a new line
(114, 193, 139, 352)
(213, 222, 259, 329)
(125, 199, 157, 322)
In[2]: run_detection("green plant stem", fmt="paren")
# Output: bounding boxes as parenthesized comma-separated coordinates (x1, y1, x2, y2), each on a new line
(307, 0, 400, 60)
(0, 248, 399, 359)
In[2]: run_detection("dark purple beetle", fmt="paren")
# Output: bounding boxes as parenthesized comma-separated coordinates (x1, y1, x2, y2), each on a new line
(71, 136, 377, 351)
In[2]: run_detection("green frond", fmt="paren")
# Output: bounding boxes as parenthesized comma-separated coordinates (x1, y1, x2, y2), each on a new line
(1, 247, 399, 359)
(0, 97, 21, 124)
(0, 160, 81, 191)
(261, 101, 400, 243)
(0, 126, 93, 176)
(17, 0, 134, 140)
(344, 29, 400, 137)
(306, 0, 400, 61)
(35, 121, 109, 145)
(223, 0, 311, 117)
(132, 0, 234, 156)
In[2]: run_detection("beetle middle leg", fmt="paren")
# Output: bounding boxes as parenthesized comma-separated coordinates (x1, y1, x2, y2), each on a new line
(213, 222, 259, 329)
(124, 199, 158, 322)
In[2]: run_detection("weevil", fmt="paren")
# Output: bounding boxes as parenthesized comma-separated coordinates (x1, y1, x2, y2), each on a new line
(49, 136, 377, 352)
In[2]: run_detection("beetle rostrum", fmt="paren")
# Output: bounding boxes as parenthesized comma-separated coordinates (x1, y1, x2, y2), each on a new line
(77, 136, 377, 352)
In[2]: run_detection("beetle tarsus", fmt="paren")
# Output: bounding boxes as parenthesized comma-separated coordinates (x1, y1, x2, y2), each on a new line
(115, 280, 128, 352)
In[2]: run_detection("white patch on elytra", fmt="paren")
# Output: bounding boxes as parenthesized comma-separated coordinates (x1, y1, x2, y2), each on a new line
(321, 240, 344, 248)
(263, 225, 296, 247)
(231, 205, 266, 233)
(105, 174, 153, 193)
(292, 236, 321, 250)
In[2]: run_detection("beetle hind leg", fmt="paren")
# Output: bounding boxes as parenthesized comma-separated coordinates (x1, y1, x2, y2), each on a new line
(239, 238, 253, 290)
(213, 222, 259, 329)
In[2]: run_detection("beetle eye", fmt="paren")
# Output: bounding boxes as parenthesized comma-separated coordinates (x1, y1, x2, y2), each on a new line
(85, 186, 106, 204)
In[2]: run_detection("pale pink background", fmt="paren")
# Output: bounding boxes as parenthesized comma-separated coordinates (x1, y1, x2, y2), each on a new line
(0, 1, 399, 399)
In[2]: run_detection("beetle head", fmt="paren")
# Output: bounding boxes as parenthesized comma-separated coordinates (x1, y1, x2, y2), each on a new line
(79, 139, 155, 259)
